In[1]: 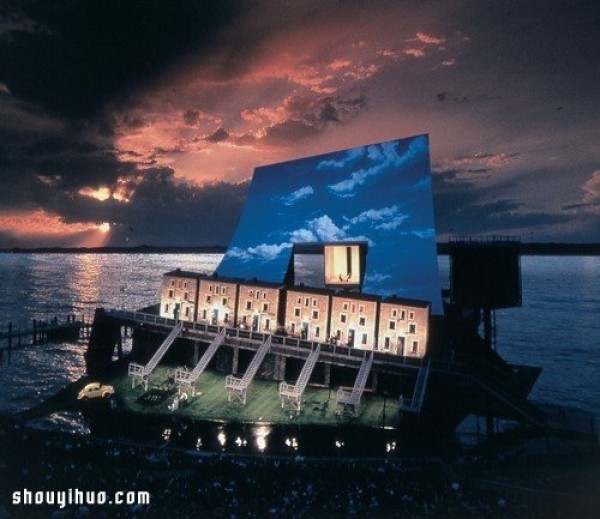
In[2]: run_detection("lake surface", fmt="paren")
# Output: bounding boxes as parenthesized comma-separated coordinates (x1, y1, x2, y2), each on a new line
(0, 253, 598, 424)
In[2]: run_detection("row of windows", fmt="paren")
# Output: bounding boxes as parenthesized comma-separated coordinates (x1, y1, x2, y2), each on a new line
(246, 300, 270, 312)
(170, 279, 190, 289)
(340, 301, 367, 314)
(163, 303, 192, 317)
(389, 308, 415, 320)
(295, 296, 320, 307)
(167, 289, 190, 301)
(293, 307, 320, 319)
(205, 295, 230, 306)
(389, 321, 417, 334)
(208, 284, 229, 295)
(248, 289, 269, 300)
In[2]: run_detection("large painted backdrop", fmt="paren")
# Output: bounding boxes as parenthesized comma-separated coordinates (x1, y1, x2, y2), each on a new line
(217, 134, 443, 314)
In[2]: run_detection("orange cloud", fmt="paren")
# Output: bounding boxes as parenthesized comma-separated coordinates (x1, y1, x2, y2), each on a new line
(0, 209, 111, 247)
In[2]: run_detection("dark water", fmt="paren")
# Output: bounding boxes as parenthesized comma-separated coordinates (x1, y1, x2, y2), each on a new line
(1, 253, 598, 435)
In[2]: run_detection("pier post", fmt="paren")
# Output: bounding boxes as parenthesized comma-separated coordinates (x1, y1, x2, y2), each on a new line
(232, 346, 239, 374)
(273, 354, 286, 381)
(193, 341, 200, 366)
(323, 362, 331, 387)
(117, 333, 123, 359)
(371, 371, 379, 392)
(32, 319, 37, 345)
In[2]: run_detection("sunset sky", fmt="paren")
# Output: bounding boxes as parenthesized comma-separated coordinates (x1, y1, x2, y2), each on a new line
(1, 0, 599, 248)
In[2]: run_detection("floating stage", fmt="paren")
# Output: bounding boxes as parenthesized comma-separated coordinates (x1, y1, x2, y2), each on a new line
(108, 366, 397, 428)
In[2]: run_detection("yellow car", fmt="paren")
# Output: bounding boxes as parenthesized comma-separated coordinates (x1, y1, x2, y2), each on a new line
(77, 382, 114, 400)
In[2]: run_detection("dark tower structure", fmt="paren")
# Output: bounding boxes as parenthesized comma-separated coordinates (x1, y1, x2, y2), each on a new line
(448, 236, 522, 350)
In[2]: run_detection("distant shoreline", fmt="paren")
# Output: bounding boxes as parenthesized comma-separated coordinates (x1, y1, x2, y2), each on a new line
(0, 243, 599, 255)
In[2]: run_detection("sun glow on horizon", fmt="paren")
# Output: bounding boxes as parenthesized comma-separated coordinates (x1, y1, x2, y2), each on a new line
(98, 222, 111, 233)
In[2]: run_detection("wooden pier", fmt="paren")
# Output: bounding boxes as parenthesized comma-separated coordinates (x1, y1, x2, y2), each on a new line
(0, 314, 93, 366)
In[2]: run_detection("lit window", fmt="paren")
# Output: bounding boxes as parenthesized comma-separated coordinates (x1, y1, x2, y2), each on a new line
(312, 310, 319, 320)
(409, 324, 416, 334)
(359, 317, 366, 326)
(340, 314, 347, 324)
(389, 320, 396, 331)
(294, 308, 301, 317)
(246, 301, 252, 310)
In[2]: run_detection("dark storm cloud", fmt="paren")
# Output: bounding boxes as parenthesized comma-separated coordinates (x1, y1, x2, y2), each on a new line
(105, 169, 250, 247)
(432, 168, 572, 237)
(0, 0, 244, 119)
(205, 127, 230, 143)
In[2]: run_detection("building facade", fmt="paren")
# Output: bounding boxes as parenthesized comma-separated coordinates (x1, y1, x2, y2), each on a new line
(236, 281, 285, 333)
(377, 298, 430, 356)
(159, 270, 201, 322)
(330, 294, 380, 350)
(159, 271, 431, 358)
(196, 276, 240, 327)
(284, 287, 331, 341)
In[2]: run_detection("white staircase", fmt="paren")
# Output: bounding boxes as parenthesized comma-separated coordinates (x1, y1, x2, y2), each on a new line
(128, 321, 183, 390)
(226, 336, 271, 404)
(336, 353, 373, 417)
(175, 328, 226, 395)
(279, 345, 320, 412)
(399, 360, 431, 413)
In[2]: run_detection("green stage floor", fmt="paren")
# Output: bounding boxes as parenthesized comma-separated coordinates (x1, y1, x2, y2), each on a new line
(109, 366, 399, 428)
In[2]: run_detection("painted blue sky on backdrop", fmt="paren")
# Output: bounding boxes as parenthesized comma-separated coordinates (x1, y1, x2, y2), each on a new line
(217, 134, 443, 314)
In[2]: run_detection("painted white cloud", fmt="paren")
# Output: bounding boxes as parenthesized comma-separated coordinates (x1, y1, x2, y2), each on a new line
(225, 242, 292, 262)
(281, 185, 314, 205)
(411, 228, 435, 239)
(289, 214, 374, 245)
(365, 271, 391, 284)
(345, 204, 408, 229)
(317, 146, 365, 169)
(328, 136, 427, 196)
(375, 214, 409, 231)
